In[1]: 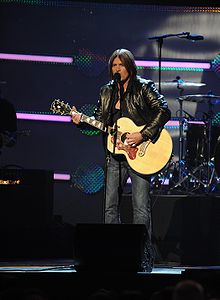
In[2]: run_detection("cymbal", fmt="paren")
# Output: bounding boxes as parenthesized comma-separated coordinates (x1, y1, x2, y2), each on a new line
(178, 94, 220, 104)
(156, 81, 206, 87)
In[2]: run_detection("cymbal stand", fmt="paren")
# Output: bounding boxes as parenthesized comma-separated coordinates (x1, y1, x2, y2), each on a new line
(170, 87, 190, 190)
(201, 100, 218, 192)
(177, 93, 185, 179)
(170, 91, 207, 192)
(172, 100, 217, 193)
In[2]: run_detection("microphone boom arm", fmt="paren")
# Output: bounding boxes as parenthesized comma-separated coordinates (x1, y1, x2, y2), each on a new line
(148, 31, 189, 40)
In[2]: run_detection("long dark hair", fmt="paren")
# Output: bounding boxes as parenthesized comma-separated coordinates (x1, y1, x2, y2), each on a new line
(108, 48, 137, 80)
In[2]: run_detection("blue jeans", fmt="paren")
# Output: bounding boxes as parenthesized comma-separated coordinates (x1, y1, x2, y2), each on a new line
(104, 154, 152, 241)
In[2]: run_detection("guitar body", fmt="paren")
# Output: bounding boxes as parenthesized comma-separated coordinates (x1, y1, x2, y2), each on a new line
(107, 117, 173, 175)
(50, 99, 173, 175)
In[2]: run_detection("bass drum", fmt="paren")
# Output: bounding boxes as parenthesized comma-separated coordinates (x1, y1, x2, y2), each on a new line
(214, 138, 220, 178)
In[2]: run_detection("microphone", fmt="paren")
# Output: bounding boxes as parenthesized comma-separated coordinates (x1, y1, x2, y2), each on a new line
(183, 33, 204, 41)
(113, 73, 121, 84)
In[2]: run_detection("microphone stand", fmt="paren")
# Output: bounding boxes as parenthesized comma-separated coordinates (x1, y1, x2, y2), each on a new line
(148, 32, 190, 94)
(177, 84, 185, 180)
(148, 32, 192, 192)
(157, 37, 163, 94)
(102, 83, 118, 223)
(117, 82, 124, 222)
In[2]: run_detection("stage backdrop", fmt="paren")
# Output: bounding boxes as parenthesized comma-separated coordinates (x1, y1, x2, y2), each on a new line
(0, 0, 220, 229)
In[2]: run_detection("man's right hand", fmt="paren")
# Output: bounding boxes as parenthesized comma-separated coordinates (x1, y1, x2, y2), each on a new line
(71, 106, 82, 124)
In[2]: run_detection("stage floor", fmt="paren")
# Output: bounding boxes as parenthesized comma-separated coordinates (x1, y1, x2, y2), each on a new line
(0, 258, 219, 273)
(0, 259, 220, 300)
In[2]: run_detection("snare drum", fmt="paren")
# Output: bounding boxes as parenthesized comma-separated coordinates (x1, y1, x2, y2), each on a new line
(185, 121, 207, 167)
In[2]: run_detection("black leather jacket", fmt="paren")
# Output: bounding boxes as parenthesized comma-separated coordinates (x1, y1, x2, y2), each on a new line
(95, 76, 171, 142)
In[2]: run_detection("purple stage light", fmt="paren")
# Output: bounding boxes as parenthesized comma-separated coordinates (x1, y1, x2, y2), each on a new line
(0, 52, 210, 70)
(54, 173, 71, 181)
(16, 112, 184, 127)
(16, 113, 71, 122)
(0, 53, 73, 64)
(135, 60, 211, 69)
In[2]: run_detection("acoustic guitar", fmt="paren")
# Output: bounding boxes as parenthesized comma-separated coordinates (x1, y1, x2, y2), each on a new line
(50, 99, 173, 175)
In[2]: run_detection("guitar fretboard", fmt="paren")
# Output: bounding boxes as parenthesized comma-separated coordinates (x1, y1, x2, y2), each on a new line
(51, 100, 111, 133)
(80, 114, 108, 133)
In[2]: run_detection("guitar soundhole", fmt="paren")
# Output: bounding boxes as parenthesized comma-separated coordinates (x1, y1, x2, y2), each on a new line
(121, 132, 129, 143)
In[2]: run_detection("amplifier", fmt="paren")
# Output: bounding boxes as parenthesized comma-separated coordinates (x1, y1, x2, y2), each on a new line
(0, 169, 54, 229)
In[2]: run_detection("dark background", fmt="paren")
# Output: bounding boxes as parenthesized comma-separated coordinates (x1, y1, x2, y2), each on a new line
(0, 0, 220, 263)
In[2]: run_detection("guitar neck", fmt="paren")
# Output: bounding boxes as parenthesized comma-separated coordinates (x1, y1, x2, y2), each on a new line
(80, 114, 110, 133)
(51, 99, 111, 134)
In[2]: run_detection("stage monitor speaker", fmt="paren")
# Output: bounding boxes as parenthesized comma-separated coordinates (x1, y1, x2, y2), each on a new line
(74, 223, 147, 272)
(0, 168, 54, 229)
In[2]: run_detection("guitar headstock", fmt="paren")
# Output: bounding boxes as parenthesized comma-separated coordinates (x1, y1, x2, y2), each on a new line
(50, 99, 71, 115)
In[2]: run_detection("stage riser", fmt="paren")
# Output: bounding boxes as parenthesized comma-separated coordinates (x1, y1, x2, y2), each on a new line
(121, 194, 220, 266)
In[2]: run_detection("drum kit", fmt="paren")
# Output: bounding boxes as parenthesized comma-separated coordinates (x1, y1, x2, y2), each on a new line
(156, 78, 220, 194)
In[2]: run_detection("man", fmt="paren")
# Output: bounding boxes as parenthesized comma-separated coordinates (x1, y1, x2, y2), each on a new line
(72, 48, 171, 271)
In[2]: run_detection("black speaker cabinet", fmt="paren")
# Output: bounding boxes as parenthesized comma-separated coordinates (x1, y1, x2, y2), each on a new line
(0, 168, 54, 229)
(74, 223, 147, 272)
(181, 195, 220, 266)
